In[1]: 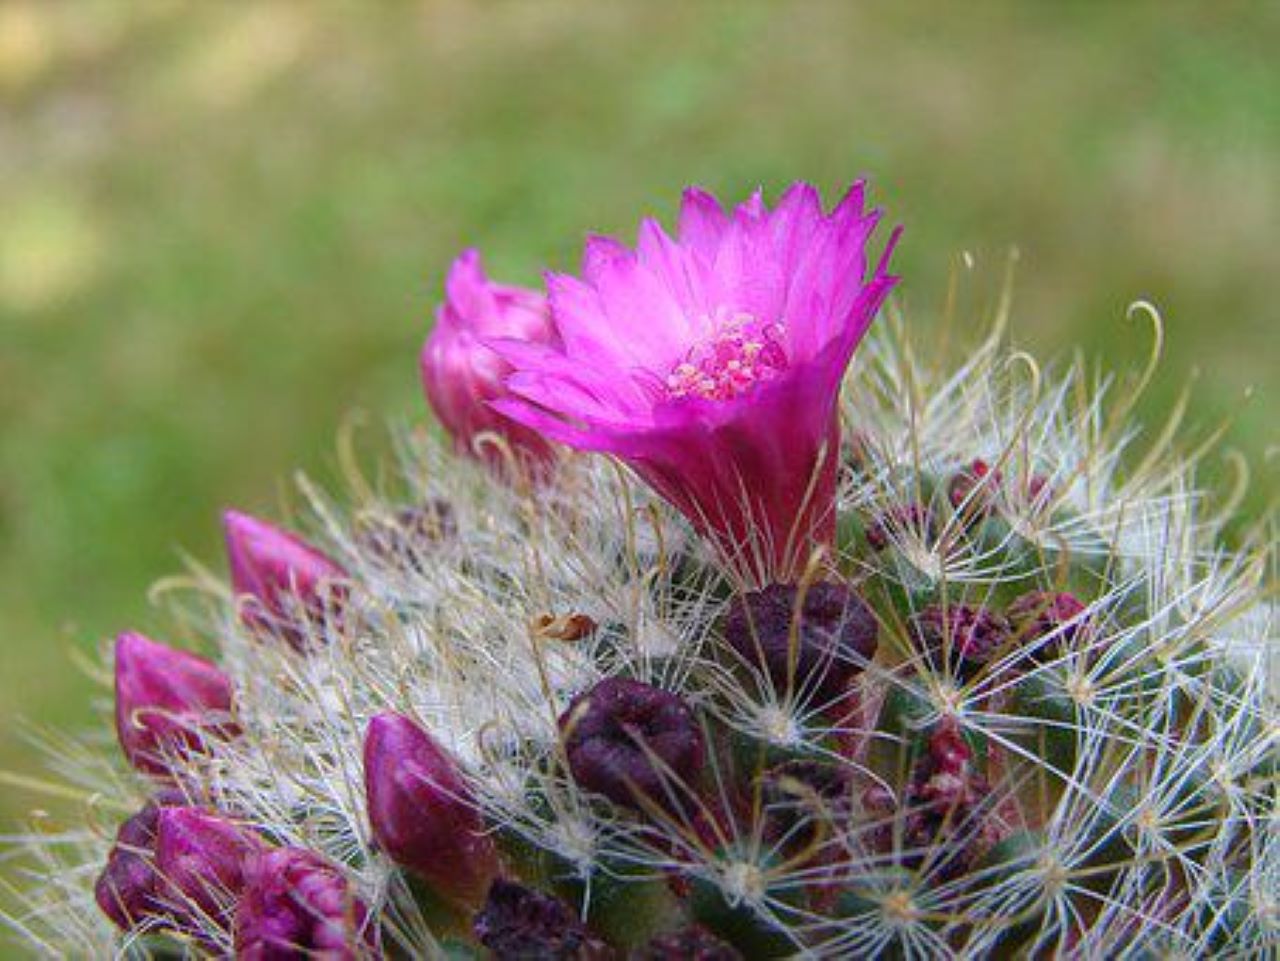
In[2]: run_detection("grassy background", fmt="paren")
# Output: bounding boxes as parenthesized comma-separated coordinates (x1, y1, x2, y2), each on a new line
(1, 0, 1276, 838)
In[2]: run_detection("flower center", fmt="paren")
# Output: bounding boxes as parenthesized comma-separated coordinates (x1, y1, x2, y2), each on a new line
(666, 310, 787, 400)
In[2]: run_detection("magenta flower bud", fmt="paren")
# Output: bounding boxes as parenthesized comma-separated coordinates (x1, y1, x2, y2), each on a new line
(725, 582, 878, 706)
(903, 719, 996, 878)
(222, 509, 347, 650)
(559, 677, 704, 812)
(421, 249, 559, 474)
(490, 183, 899, 584)
(910, 604, 1010, 677)
(114, 632, 237, 777)
(234, 847, 375, 960)
(947, 458, 1002, 517)
(362, 712, 497, 907)
(94, 795, 177, 932)
(636, 924, 743, 960)
(1008, 590, 1090, 658)
(472, 879, 605, 959)
(154, 807, 262, 930)
(1026, 473, 1054, 505)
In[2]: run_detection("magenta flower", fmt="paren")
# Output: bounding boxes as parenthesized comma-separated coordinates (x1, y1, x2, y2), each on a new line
(362, 712, 498, 907)
(223, 510, 348, 650)
(421, 249, 560, 474)
(114, 632, 237, 777)
(490, 183, 899, 584)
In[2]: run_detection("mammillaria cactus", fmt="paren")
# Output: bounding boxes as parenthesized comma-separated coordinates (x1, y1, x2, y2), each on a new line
(2, 183, 1275, 959)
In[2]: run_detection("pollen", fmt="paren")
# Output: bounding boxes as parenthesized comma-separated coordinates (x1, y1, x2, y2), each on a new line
(666, 310, 788, 400)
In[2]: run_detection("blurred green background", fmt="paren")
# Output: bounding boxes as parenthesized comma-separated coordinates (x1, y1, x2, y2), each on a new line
(0, 0, 1275, 838)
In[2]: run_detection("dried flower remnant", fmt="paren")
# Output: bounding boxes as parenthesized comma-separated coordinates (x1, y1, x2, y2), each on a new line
(910, 603, 1011, 677)
(865, 502, 936, 552)
(1008, 590, 1090, 659)
(947, 458, 1002, 517)
(635, 924, 743, 960)
(559, 677, 704, 813)
(725, 581, 878, 706)
(472, 880, 607, 960)
(531, 611, 599, 643)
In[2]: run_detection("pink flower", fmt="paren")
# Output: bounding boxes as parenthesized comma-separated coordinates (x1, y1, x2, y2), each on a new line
(222, 510, 348, 650)
(421, 249, 560, 475)
(490, 183, 899, 584)
(114, 632, 238, 777)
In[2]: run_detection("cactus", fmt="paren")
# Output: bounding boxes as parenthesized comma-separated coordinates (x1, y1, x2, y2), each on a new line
(2, 187, 1275, 959)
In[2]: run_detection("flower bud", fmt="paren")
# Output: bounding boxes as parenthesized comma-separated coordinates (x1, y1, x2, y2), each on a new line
(947, 458, 1001, 518)
(114, 632, 236, 777)
(472, 879, 606, 959)
(222, 509, 347, 650)
(421, 249, 559, 473)
(559, 677, 703, 813)
(362, 712, 497, 907)
(234, 847, 375, 960)
(94, 794, 180, 931)
(910, 604, 1010, 678)
(154, 807, 262, 931)
(724, 582, 878, 706)
(903, 719, 997, 878)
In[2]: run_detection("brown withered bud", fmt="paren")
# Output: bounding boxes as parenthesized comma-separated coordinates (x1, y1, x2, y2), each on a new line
(532, 612, 599, 643)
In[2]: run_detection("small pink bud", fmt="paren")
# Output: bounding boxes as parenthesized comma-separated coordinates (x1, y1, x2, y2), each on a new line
(114, 632, 237, 777)
(948, 458, 1002, 517)
(234, 847, 376, 960)
(222, 509, 347, 650)
(154, 807, 263, 931)
(904, 719, 996, 878)
(94, 793, 182, 932)
(421, 249, 559, 475)
(363, 712, 497, 907)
